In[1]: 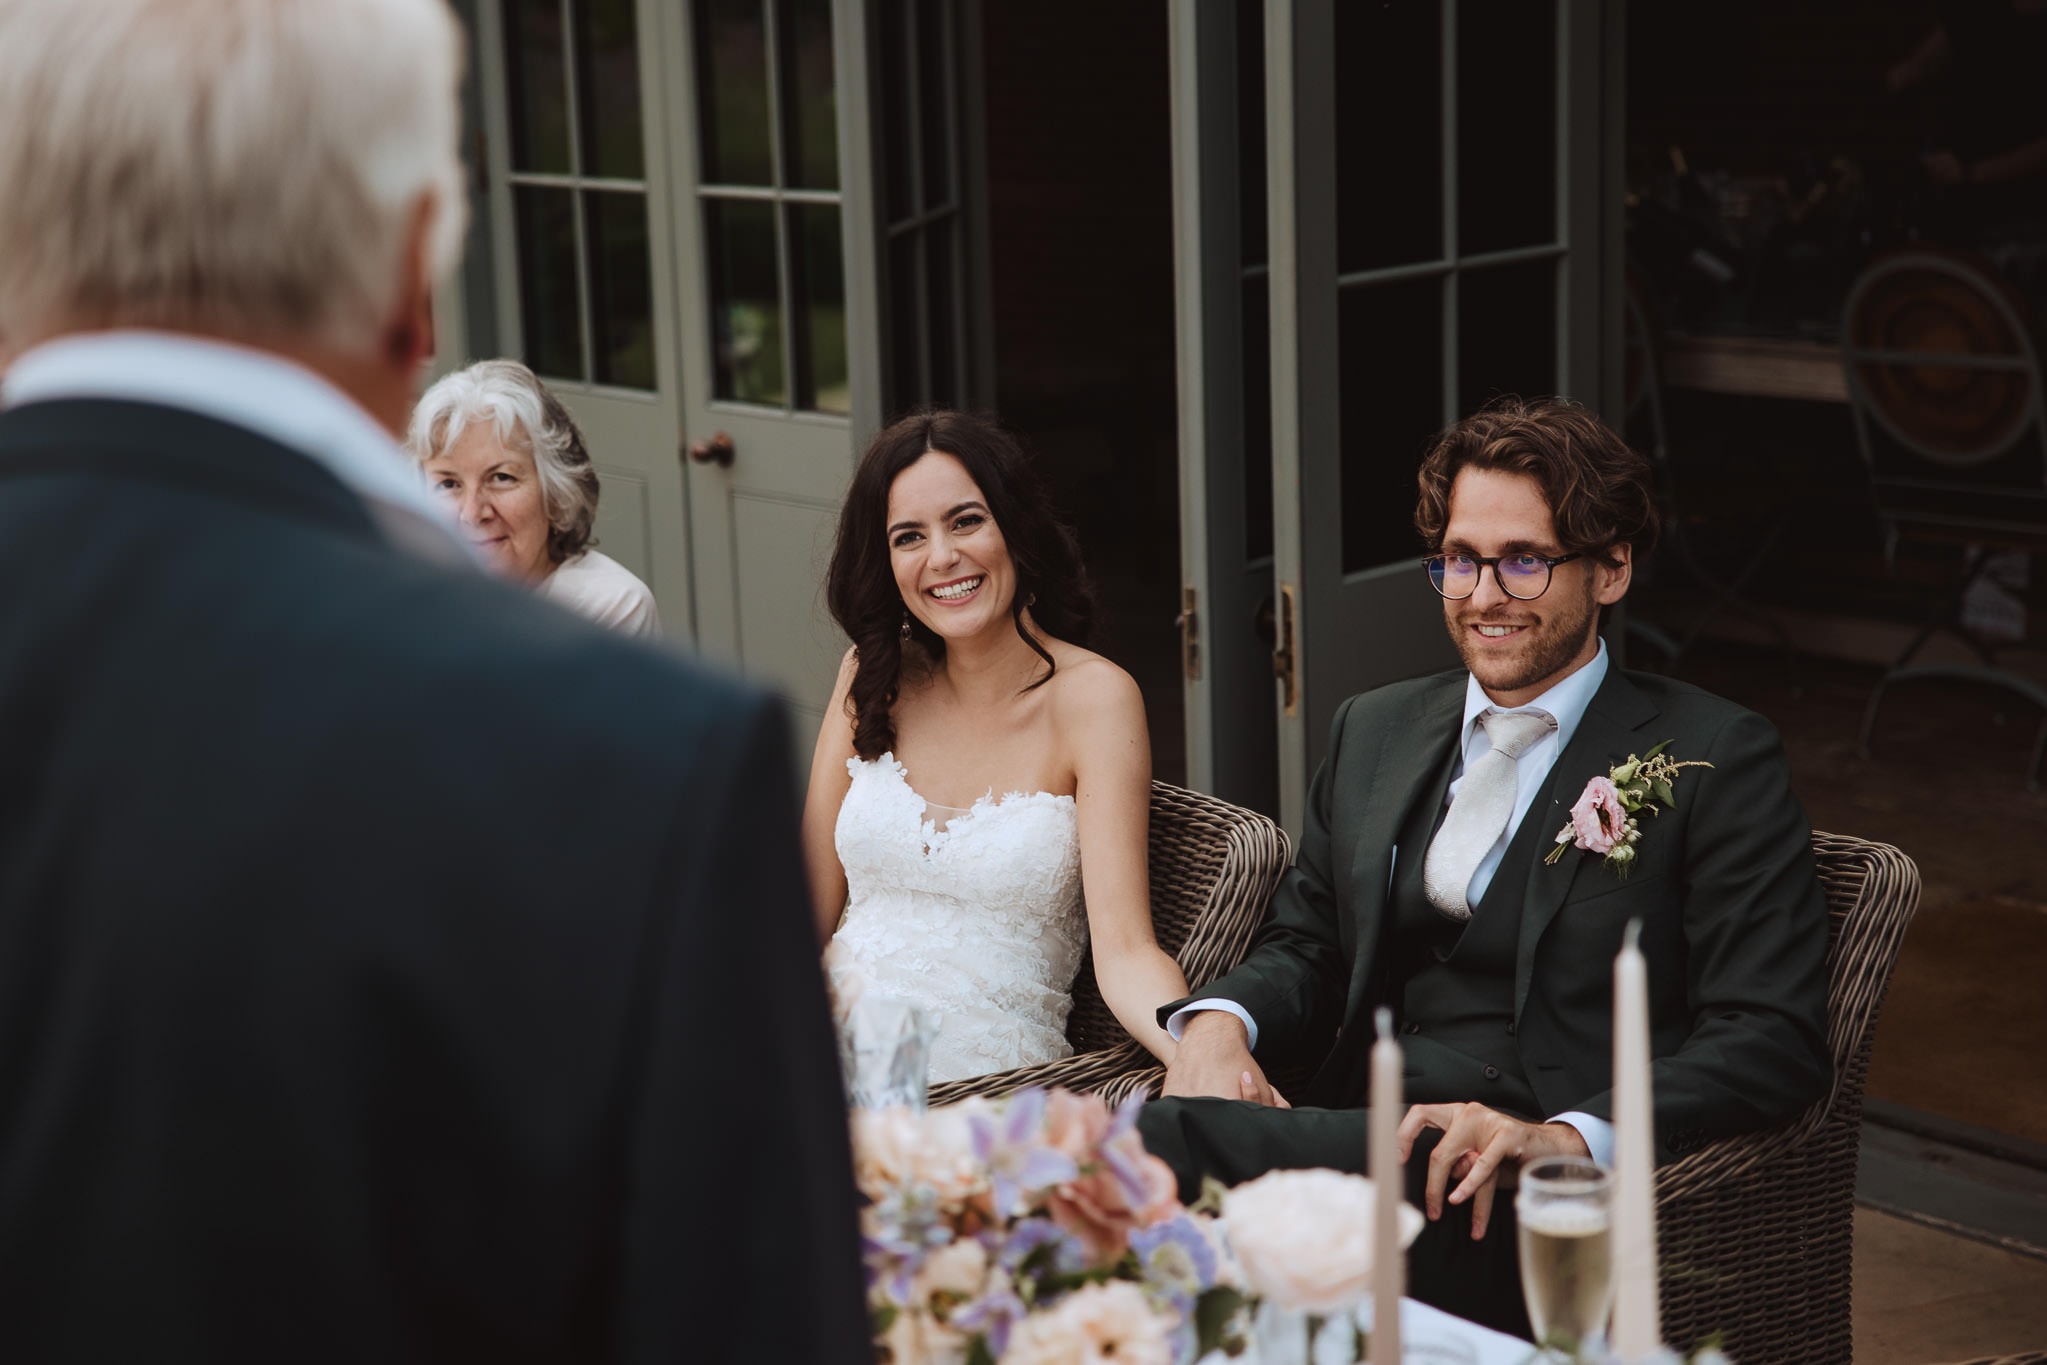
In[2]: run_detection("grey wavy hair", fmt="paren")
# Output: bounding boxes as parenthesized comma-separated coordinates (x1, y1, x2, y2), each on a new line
(0, 0, 466, 349)
(408, 359, 601, 565)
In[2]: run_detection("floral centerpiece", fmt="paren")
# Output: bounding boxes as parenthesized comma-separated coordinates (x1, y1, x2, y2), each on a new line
(852, 1087, 1247, 1364)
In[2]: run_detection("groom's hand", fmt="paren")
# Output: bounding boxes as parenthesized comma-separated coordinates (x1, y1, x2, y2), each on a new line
(1397, 1103, 1591, 1240)
(1162, 1012, 1286, 1107)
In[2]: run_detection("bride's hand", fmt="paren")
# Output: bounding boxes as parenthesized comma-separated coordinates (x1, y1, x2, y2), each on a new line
(1238, 1070, 1292, 1109)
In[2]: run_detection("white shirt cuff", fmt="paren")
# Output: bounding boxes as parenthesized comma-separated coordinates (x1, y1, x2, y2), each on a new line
(1550, 1111, 1615, 1167)
(1165, 998, 1259, 1050)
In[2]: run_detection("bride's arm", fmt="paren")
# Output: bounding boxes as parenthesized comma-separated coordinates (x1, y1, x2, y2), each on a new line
(801, 649, 859, 945)
(1062, 661, 1190, 1064)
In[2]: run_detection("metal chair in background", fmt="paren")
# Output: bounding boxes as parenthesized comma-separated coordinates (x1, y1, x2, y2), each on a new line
(1845, 248, 2047, 789)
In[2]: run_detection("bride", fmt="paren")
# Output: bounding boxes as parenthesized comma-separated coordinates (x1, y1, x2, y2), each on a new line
(803, 409, 1190, 1083)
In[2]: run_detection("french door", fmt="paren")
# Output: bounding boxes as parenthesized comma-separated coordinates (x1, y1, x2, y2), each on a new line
(476, 0, 886, 743)
(1175, 0, 1624, 833)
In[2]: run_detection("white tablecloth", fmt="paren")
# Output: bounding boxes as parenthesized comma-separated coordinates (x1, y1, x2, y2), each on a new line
(1198, 1295, 1534, 1365)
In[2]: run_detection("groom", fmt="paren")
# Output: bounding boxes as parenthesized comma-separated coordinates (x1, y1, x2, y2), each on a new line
(1140, 396, 1831, 1333)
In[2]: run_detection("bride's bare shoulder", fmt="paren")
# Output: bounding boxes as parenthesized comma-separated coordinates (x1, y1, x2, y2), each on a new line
(1039, 643, 1144, 724)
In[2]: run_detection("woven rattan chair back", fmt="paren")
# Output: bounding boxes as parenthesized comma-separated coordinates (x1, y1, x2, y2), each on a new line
(927, 781, 1290, 1108)
(1655, 831, 1920, 1364)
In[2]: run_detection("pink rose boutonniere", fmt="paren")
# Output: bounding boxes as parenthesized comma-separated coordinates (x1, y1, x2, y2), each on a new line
(1544, 739, 1713, 876)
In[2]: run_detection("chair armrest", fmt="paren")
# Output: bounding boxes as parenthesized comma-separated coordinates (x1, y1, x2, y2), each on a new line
(1653, 1098, 1833, 1206)
(927, 1041, 1162, 1109)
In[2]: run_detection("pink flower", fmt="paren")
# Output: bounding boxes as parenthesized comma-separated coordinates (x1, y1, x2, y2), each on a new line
(1569, 775, 1627, 854)
(1039, 1089, 1116, 1163)
(1043, 1095, 1182, 1262)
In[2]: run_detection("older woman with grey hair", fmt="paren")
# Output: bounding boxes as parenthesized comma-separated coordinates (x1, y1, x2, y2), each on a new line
(409, 359, 659, 638)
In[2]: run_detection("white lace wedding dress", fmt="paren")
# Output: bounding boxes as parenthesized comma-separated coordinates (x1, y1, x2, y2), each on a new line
(826, 753, 1087, 1083)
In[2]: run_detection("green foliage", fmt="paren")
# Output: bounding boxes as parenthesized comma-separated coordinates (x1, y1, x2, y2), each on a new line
(1194, 1285, 1248, 1357)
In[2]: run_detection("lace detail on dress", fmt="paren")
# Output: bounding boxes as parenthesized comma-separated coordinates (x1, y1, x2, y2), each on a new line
(826, 753, 1086, 1084)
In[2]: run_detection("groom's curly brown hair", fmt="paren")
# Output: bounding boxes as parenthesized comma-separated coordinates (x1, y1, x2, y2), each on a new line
(1413, 394, 1660, 567)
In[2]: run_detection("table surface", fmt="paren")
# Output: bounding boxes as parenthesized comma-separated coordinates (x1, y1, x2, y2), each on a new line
(1662, 331, 1849, 404)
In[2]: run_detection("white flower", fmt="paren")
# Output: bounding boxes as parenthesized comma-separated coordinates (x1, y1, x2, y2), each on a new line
(919, 1238, 990, 1301)
(1000, 1281, 1176, 1365)
(879, 1306, 970, 1365)
(1222, 1168, 1423, 1313)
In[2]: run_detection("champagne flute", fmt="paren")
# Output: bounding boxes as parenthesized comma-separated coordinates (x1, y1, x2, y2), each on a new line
(1516, 1156, 1614, 1360)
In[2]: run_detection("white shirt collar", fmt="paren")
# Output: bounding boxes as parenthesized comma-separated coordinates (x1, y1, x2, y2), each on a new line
(0, 330, 472, 562)
(1459, 637, 1610, 754)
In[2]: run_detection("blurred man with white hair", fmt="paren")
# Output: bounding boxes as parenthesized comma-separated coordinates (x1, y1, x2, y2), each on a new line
(0, 2, 866, 1360)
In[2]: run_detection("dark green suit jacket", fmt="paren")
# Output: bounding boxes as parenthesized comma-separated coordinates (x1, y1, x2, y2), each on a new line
(1180, 664, 1832, 1163)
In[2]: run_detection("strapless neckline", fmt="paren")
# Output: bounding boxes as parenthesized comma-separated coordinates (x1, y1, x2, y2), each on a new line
(873, 753, 1075, 851)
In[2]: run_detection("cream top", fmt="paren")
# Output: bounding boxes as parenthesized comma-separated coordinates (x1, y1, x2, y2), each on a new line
(535, 549, 660, 639)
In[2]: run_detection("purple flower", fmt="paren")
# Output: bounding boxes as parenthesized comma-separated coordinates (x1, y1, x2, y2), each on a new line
(861, 1184, 955, 1304)
(952, 1278, 1028, 1357)
(1099, 1092, 1168, 1208)
(969, 1088, 1079, 1216)
(998, 1216, 1089, 1277)
(1132, 1214, 1219, 1311)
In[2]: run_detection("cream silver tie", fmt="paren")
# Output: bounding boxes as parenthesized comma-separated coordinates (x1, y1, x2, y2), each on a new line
(1423, 708, 1557, 921)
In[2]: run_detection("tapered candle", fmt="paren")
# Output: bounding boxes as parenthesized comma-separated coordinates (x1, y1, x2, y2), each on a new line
(1370, 1006, 1403, 1365)
(1610, 919, 1662, 1359)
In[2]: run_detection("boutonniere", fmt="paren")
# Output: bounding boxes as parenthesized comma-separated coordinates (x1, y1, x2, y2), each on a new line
(1544, 740, 1713, 876)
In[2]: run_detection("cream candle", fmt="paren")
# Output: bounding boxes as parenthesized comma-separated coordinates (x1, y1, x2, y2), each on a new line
(1610, 919, 1662, 1358)
(1370, 1006, 1404, 1365)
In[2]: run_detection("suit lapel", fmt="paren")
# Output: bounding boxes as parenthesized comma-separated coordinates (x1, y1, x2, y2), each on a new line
(1512, 666, 1661, 1021)
(1341, 676, 1463, 1019)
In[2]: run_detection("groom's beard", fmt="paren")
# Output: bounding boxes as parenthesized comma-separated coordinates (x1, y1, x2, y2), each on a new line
(1447, 577, 1601, 698)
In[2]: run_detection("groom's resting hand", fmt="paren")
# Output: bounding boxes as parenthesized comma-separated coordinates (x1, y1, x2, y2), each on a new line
(1398, 1102, 1591, 1240)
(1161, 1011, 1287, 1107)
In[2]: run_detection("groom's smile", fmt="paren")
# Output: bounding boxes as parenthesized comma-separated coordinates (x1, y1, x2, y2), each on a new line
(1438, 466, 1629, 708)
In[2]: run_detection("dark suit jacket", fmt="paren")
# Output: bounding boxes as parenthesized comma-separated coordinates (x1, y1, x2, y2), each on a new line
(0, 398, 866, 1363)
(1173, 664, 1832, 1162)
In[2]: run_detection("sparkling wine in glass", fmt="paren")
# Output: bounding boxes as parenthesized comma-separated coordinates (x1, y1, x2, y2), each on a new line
(1516, 1155, 1614, 1359)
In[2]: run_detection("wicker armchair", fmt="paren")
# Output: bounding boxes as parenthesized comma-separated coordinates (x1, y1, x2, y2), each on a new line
(1655, 831, 1921, 1363)
(926, 781, 1290, 1109)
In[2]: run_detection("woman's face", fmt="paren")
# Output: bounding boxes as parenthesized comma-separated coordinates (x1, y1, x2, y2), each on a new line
(425, 421, 553, 582)
(886, 450, 1018, 644)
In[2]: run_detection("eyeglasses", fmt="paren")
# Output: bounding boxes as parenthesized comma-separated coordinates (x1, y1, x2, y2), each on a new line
(1423, 551, 1584, 601)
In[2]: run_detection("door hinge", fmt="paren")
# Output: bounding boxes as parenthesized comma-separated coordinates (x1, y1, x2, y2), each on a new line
(1273, 583, 1298, 716)
(1176, 586, 1201, 681)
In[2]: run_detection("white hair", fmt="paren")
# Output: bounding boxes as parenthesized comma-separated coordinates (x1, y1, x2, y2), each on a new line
(409, 359, 601, 562)
(0, 0, 469, 350)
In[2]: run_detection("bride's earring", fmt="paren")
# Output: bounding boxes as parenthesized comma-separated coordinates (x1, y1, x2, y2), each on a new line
(900, 610, 913, 643)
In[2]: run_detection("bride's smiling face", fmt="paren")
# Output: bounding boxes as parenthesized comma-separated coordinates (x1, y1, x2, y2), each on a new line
(887, 449, 1017, 644)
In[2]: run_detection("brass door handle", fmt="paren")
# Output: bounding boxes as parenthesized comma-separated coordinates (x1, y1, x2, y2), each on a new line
(687, 430, 735, 467)
(1272, 584, 1298, 716)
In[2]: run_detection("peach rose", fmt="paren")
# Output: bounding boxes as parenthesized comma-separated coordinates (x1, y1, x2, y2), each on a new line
(1044, 1126, 1182, 1262)
(878, 1240, 991, 1365)
(1039, 1089, 1116, 1163)
(1000, 1281, 1175, 1365)
(1223, 1168, 1423, 1313)
(852, 1101, 990, 1208)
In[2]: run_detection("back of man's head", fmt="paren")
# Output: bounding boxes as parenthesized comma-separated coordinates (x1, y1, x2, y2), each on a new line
(0, 0, 467, 355)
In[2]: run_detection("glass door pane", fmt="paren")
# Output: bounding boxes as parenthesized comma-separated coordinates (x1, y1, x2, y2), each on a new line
(477, 0, 693, 631)
(1267, 0, 1602, 833)
(671, 0, 881, 744)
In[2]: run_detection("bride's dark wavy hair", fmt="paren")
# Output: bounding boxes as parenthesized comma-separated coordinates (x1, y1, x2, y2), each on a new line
(827, 409, 1096, 760)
